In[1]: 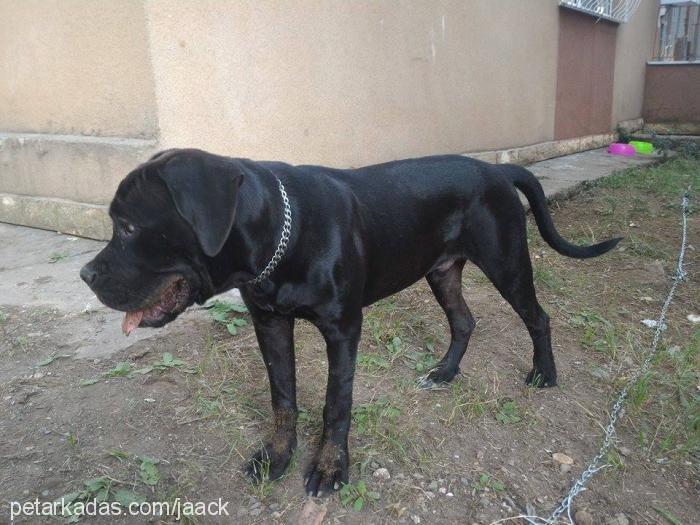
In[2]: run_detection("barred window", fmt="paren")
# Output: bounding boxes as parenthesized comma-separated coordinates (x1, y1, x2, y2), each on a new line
(559, 0, 641, 23)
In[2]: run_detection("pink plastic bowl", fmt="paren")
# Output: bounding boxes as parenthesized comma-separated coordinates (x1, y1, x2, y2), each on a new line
(608, 143, 636, 156)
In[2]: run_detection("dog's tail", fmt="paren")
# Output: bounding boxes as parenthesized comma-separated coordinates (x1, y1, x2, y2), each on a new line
(504, 165, 622, 259)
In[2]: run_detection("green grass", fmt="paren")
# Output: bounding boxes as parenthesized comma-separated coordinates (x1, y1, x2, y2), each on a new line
(533, 266, 563, 292)
(596, 157, 700, 199)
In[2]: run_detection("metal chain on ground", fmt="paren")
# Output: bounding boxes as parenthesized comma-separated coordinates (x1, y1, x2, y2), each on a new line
(492, 190, 691, 525)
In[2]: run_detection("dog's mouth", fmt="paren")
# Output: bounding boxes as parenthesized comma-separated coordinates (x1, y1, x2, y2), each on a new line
(122, 276, 191, 335)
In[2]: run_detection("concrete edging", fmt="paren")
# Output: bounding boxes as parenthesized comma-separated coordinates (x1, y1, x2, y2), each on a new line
(0, 193, 111, 240)
(465, 133, 616, 165)
(1, 132, 620, 241)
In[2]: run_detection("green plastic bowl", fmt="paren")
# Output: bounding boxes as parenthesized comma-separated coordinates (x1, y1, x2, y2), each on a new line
(629, 140, 654, 155)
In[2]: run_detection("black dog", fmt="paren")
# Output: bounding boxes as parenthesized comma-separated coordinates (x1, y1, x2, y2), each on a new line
(80, 149, 620, 495)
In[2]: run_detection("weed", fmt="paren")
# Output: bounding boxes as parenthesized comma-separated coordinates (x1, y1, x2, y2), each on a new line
(194, 394, 222, 418)
(385, 336, 402, 356)
(352, 398, 401, 435)
(629, 373, 651, 410)
(339, 480, 380, 511)
(443, 380, 494, 426)
(57, 472, 147, 523)
(133, 352, 197, 375)
(652, 506, 684, 525)
(626, 234, 665, 259)
(365, 298, 403, 347)
(206, 300, 249, 335)
(48, 252, 68, 263)
(107, 449, 129, 461)
(296, 407, 314, 430)
(472, 473, 505, 492)
(569, 310, 622, 359)
(105, 362, 131, 377)
(138, 456, 160, 486)
(604, 448, 625, 471)
(405, 346, 438, 373)
(357, 352, 391, 372)
(533, 266, 562, 292)
(495, 400, 521, 424)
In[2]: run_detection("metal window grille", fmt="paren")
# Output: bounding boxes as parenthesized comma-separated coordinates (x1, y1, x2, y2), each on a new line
(559, 0, 642, 23)
(653, 2, 700, 62)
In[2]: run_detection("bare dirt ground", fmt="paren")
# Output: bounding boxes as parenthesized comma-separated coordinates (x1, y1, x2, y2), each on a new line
(0, 158, 698, 525)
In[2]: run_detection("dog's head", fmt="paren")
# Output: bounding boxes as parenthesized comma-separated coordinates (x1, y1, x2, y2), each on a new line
(80, 149, 244, 334)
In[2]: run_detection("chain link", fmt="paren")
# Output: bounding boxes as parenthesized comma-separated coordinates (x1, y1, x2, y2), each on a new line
(496, 190, 691, 525)
(245, 177, 292, 285)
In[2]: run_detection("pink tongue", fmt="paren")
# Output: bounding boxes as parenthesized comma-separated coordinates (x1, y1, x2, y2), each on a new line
(122, 310, 144, 336)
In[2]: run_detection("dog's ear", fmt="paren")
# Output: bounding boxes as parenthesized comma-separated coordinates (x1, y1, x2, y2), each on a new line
(156, 153, 244, 257)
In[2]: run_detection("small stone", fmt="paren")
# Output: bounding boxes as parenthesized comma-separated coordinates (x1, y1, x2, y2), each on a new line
(425, 491, 435, 499)
(591, 367, 611, 381)
(427, 480, 438, 491)
(552, 452, 574, 465)
(641, 260, 666, 285)
(480, 497, 490, 508)
(446, 492, 454, 497)
(373, 467, 391, 480)
(41, 490, 49, 497)
(559, 463, 571, 474)
(618, 446, 632, 457)
(687, 314, 700, 324)
(299, 500, 327, 525)
(605, 513, 629, 525)
(574, 509, 594, 525)
(438, 487, 447, 495)
(410, 515, 421, 524)
(370, 461, 380, 469)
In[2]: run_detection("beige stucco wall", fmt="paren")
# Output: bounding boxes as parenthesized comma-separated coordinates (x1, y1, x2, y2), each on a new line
(0, 0, 157, 138)
(0, 0, 659, 227)
(146, 0, 560, 167)
(611, 0, 659, 127)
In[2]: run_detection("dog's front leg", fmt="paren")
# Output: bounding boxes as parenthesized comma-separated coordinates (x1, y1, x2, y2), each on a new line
(305, 314, 362, 496)
(245, 310, 297, 483)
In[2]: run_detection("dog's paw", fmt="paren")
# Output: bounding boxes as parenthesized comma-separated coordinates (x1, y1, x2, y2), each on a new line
(304, 443, 348, 497)
(417, 365, 459, 389)
(244, 444, 293, 484)
(525, 368, 557, 388)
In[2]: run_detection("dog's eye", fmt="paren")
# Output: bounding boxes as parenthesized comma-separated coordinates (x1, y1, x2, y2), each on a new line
(122, 223, 136, 236)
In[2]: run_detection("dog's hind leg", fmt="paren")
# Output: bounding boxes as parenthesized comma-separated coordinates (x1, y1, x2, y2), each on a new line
(420, 260, 475, 387)
(472, 217, 557, 387)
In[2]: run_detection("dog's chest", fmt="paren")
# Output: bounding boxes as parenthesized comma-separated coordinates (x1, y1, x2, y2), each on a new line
(242, 280, 326, 319)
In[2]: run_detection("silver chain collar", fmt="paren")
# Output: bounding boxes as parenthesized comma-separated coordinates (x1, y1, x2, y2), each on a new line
(245, 176, 292, 285)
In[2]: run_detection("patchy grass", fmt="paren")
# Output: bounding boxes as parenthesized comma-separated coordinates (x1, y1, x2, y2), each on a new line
(1, 157, 698, 524)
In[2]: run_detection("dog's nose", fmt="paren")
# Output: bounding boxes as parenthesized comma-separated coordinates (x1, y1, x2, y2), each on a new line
(80, 262, 98, 286)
